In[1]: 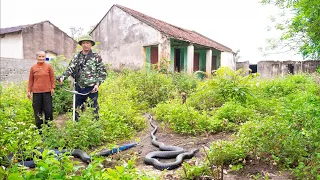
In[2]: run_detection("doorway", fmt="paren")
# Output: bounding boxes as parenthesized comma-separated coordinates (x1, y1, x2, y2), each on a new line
(193, 52, 200, 71)
(174, 49, 181, 72)
(150, 46, 158, 65)
(288, 64, 294, 74)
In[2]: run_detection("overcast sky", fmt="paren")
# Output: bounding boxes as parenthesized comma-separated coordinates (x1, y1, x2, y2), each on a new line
(1, 0, 303, 63)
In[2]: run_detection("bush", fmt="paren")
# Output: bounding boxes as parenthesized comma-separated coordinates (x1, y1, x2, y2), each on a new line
(153, 101, 209, 135)
(214, 101, 256, 124)
(188, 67, 256, 111)
(204, 74, 320, 179)
(171, 72, 199, 95)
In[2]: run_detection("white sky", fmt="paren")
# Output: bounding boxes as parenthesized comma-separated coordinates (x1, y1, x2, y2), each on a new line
(1, 0, 303, 63)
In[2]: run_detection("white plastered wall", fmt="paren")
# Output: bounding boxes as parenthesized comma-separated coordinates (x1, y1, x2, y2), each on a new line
(220, 52, 236, 70)
(0, 33, 23, 59)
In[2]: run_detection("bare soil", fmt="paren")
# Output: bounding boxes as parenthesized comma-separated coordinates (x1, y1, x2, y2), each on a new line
(55, 114, 294, 180)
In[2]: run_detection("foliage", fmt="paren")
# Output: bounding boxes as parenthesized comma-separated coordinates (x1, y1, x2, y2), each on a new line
(49, 56, 73, 115)
(204, 74, 320, 180)
(115, 69, 176, 109)
(171, 72, 199, 95)
(179, 162, 212, 180)
(153, 101, 209, 135)
(150, 69, 320, 179)
(3, 67, 320, 179)
(156, 58, 171, 74)
(49, 55, 68, 76)
(52, 83, 73, 116)
(0, 83, 42, 167)
(260, 0, 320, 59)
(188, 67, 256, 111)
(41, 103, 144, 150)
(214, 101, 256, 124)
(179, 141, 246, 180)
(3, 151, 155, 180)
(208, 141, 246, 166)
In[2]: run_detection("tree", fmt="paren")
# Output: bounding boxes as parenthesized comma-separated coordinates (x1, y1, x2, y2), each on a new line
(234, 49, 241, 62)
(69, 26, 84, 40)
(260, 0, 320, 59)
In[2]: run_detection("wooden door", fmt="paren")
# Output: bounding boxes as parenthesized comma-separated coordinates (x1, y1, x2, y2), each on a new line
(150, 47, 158, 65)
(212, 56, 217, 70)
(193, 52, 200, 71)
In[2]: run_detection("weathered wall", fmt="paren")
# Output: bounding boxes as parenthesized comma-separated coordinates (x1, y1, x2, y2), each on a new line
(91, 6, 163, 70)
(302, 60, 320, 73)
(220, 52, 236, 70)
(0, 32, 24, 59)
(0, 57, 34, 82)
(22, 21, 77, 59)
(158, 36, 171, 61)
(236, 61, 250, 75)
(258, 60, 320, 78)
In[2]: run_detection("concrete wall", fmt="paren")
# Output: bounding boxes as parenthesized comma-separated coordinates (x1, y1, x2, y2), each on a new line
(91, 6, 164, 70)
(22, 21, 77, 59)
(159, 36, 171, 62)
(0, 57, 35, 82)
(302, 60, 320, 73)
(220, 52, 236, 70)
(0, 32, 23, 59)
(258, 60, 320, 78)
(236, 61, 250, 75)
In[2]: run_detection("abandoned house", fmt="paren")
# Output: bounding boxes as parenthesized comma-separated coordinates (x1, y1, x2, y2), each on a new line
(0, 20, 77, 59)
(91, 4, 235, 74)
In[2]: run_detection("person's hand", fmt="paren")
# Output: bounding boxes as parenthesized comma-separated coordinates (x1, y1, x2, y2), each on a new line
(58, 77, 64, 85)
(51, 89, 55, 96)
(27, 92, 32, 100)
(92, 85, 99, 93)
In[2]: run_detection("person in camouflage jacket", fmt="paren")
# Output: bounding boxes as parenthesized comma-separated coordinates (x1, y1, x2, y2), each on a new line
(59, 35, 106, 121)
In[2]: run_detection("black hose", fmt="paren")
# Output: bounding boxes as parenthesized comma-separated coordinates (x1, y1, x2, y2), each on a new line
(144, 114, 199, 170)
(3, 143, 137, 168)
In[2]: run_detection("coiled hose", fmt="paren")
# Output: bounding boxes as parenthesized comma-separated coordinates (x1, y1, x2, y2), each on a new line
(144, 114, 199, 170)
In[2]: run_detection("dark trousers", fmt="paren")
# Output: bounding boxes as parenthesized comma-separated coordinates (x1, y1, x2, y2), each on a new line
(75, 85, 99, 121)
(32, 92, 53, 130)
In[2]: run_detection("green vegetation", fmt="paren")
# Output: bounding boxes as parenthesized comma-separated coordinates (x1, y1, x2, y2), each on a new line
(261, 0, 320, 59)
(1, 66, 319, 179)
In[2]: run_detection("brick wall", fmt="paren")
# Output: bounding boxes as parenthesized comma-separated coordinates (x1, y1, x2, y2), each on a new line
(0, 57, 35, 82)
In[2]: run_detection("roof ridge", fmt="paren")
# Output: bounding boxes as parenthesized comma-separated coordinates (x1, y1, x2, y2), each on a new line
(92, 4, 233, 52)
(0, 20, 76, 42)
(115, 4, 190, 33)
(0, 20, 50, 34)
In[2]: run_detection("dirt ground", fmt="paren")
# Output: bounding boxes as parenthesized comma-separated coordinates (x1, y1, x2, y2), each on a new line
(55, 114, 294, 180)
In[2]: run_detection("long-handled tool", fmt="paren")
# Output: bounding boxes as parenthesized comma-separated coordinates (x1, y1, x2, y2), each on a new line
(56, 76, 92, 121)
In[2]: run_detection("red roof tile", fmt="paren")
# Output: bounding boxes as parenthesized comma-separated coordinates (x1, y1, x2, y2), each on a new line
(114, 4, 232, 52)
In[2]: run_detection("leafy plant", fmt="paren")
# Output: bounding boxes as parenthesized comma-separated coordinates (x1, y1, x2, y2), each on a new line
(260, 0, 320, 59)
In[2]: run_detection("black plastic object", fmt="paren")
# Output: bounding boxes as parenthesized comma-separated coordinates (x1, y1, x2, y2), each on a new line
(144, 114, 199, 170)
(3, 143, 137, 168)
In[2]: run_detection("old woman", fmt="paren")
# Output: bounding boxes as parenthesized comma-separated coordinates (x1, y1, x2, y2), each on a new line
(27, 51, 55, 132)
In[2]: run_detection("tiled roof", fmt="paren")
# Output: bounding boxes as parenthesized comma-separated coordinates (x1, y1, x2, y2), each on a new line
(0, 21, 51, 35)
(0, 25, 26, 35)
(114, 4, 232, 52)
(0, 21, 75, 41)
